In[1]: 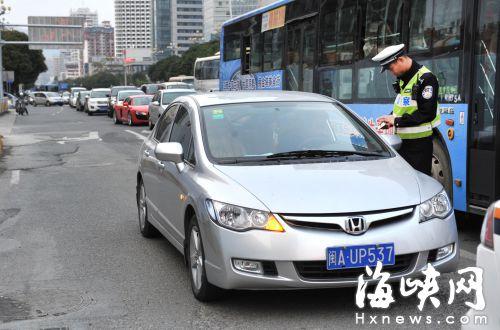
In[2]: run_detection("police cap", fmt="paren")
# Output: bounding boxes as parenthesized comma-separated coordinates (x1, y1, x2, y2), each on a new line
(372, 44, 405, 73)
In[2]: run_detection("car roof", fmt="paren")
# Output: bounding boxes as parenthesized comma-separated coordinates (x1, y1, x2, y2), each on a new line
(111, 85, 136, 89)
(183, 91, 334, 107)
(91, 88, 110, 91)
(118, 90, 144, 94)
(160, 89, 195, 93)
(129, 94, 152, 99)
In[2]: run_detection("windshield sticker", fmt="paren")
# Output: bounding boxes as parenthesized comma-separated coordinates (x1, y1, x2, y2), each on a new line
(212, 109, 224, 120)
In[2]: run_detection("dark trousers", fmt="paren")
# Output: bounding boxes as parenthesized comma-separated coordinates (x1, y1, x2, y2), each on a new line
(398, 136, 433, 175)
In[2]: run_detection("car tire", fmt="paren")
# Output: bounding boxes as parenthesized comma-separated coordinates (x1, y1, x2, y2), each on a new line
(88, 111, 93, 116)
(113, 111, 120, 124)
(432, 136, 453, 203)
(128, 113, 133, 126)
(187, 214, 223, 302)
(149, 118, 154, 130)
(33, 102, 37, 107)
(45, 101, 50, 107)
(108, 109, 113, 118)
(137, 181, 159, 238)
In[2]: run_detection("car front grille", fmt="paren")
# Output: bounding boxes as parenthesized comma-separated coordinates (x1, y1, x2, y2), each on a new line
(294, 253, 416, 281)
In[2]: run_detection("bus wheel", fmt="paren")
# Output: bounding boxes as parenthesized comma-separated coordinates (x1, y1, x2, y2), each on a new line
(432, 137, 453, 203)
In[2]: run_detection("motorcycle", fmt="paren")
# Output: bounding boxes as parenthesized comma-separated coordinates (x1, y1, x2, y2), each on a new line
(15, 94, 29, 116)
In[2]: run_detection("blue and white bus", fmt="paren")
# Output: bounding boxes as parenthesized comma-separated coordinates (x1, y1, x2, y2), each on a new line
(218, 0, 499, 215)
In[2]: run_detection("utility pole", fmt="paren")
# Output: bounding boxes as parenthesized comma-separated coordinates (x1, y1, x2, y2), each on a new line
(0, 0, 11, 110)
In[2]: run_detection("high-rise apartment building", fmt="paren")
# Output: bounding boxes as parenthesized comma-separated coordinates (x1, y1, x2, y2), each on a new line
(70, 8, 98, 27)
(84, 22, 115, 59)
(171, 0, 204, 55)
(114, 0, 153, 57)
(203, 0, 260, 41)
(152, 0, 172, 58)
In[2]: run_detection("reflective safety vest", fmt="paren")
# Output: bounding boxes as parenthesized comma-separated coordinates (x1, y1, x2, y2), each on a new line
(393, 66, 440, 139)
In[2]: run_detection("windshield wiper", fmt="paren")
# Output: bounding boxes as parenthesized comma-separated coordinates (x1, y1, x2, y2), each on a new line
(266, 150, 384, 159)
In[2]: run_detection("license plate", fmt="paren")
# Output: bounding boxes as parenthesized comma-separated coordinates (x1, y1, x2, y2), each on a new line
(326, 243, 395, 270)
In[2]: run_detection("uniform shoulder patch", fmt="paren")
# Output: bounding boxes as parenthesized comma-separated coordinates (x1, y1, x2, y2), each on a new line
(422, 86, 433, 99)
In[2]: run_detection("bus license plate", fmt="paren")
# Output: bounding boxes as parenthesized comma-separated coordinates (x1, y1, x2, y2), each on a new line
(326, 243, 395, 270)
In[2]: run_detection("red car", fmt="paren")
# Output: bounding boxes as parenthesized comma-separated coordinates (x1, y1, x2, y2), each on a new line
(113, 95, 153, 126)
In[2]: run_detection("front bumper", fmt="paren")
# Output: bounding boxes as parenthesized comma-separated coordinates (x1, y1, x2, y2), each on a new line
(200, 210, 459, 290)
(131, 111, 149, 124)
(88, 104, 108, 112)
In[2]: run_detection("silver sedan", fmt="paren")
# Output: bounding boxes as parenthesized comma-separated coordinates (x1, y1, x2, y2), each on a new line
(136, 91, 459, 301)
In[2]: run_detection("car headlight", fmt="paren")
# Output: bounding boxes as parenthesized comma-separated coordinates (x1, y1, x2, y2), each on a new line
(419, 190, 452, 222)
(205, 200, 284, 232)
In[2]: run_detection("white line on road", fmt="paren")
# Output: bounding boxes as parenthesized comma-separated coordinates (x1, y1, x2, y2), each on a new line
(141, 130, 151, 134)
(10, 170, 20, 185)
(460, 248, 476, 261)
(125, 130, 147, 142)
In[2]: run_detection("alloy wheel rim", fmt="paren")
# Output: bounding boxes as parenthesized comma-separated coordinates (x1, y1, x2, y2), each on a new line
(138, 185, 146, 230)
(190, 227, 203, 291)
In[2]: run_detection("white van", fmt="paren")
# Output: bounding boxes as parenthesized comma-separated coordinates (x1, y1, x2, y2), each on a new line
(194, 55, 220, 92)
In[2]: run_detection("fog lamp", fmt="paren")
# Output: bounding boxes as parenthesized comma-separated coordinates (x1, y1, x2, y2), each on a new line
(233, 259, 263, 274)
(436, 244, 454, 261)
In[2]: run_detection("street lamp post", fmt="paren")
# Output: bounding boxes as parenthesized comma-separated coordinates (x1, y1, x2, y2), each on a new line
(0, 0, 11, 108)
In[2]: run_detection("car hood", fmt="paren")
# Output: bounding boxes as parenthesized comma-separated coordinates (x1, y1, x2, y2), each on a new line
(89, 98, 108, 102)
(213, 157, 423, 214)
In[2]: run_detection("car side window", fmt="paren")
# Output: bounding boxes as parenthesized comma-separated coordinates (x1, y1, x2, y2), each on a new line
(155, 104, 178, 142)
(186, 139, 196, 166)
(169, 106, 192, 160)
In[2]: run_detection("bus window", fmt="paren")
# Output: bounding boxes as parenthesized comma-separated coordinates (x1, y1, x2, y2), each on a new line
(320, 0, 357, 65)
(419, 56, 461, 103)
(224, 34, 241, 61)
(357, 68, 394, 99)
(286, 27, 301, 91)
(250, 33, 263, 73)
(263, 28, 283, 72)
(363, 0, 404, 58)
(319, 68, 353, 100)
(302, 23, 316, 93)
(242, 36, 251, 74)
(409, 0, 463, 52)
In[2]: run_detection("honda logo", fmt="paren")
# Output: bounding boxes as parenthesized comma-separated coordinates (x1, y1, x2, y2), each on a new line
(344, 217, 367, 235)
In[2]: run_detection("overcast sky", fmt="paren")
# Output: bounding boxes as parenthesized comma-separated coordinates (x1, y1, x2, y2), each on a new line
(5, 0, 115, 26)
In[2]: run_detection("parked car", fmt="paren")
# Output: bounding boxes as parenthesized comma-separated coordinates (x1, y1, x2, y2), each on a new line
(140, 83, 164, 95)
(113, 95, 153, 126)
(108, 86, 138, 117)
(76, 91, 91, 112)
(26, 91, 35, 105)
(148, 89, 196, 129)
(32, 91, 64, 106)
(85, 88, 111, 115)
(464, 201, 500, 329)
(61, 91, 70, 104)
(160, 82, 194, 90)
(113, 90, 145, 118)
(135, 91, 459, 301)
(4, 92, 18, 109)
(69, 87, 86, 108)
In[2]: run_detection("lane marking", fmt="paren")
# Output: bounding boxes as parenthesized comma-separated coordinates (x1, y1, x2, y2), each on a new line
(10, 170, 20, 185)
(59, 131, 100, 144)
(125, 130, 147, 142)
(459, 248, 476, 262)
(141, 130, 151, 134)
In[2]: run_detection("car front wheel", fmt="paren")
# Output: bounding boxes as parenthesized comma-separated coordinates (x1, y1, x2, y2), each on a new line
(137, 181, 158, 238)
(113, 111, 120, 124)
(187, 215, 222, 301)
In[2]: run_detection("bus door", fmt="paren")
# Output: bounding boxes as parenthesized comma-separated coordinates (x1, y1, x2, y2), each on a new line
(468, 0, 500, 209)
(285, 18, 317, 93)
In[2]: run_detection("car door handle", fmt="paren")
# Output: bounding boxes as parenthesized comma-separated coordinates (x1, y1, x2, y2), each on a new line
(144, 150, 151, 157)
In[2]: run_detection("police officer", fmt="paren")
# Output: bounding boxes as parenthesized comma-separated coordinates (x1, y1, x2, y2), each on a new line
(373, 44, 440, 176)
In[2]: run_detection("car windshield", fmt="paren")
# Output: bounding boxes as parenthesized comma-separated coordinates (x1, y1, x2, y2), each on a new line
(63, 92, 70, 96)
(201, 102, 391, 163)
(165, 84, 191, 89)
(111, 87, 136, 96)
(145, 85, 159, 94)
(118, 90, 144, 100)
(161, 91, 195, 105)
(90, 90, 109, 98)
(71, 89, 85, 96)
(133, 96, 152, 105)
(46, 92, 60, 97)
(79, 92, 90, 100)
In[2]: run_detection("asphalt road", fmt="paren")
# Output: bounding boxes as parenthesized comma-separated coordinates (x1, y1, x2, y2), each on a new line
(0, 105, 484, 329)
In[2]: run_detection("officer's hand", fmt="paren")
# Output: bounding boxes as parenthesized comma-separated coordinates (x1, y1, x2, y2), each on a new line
(377, 115, 395, 127)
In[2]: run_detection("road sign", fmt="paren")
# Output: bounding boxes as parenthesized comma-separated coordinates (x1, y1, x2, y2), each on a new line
(27, 16, 84, 50)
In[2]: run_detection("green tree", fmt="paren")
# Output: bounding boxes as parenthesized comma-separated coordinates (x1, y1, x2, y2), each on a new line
(130, 71, 149, 86)
(2, 30, 47, 91)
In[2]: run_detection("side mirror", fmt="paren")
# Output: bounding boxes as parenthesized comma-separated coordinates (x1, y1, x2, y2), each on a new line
(123, 102, 129, 107)
(155, 142, 183, 164)
(381, 134, 402, 151)
(152, 101, 159, 106)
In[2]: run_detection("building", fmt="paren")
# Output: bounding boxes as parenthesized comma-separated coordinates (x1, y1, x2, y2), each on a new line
(88, 56, 124, 76)
(84, 23, 115, 60)
(152, 0, 172, 59)
(59, 49, 83, 80)
(258, 0, 275, 7)
(114, 0, 153, 58)
(70, 8, 98, 27)
(203, 0, 260, 41)
(171, 0, 204, 55)
(123, 48, 155, 74)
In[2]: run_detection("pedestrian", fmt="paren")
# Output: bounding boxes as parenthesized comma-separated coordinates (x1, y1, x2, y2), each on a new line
(373, 44, 440, 176)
